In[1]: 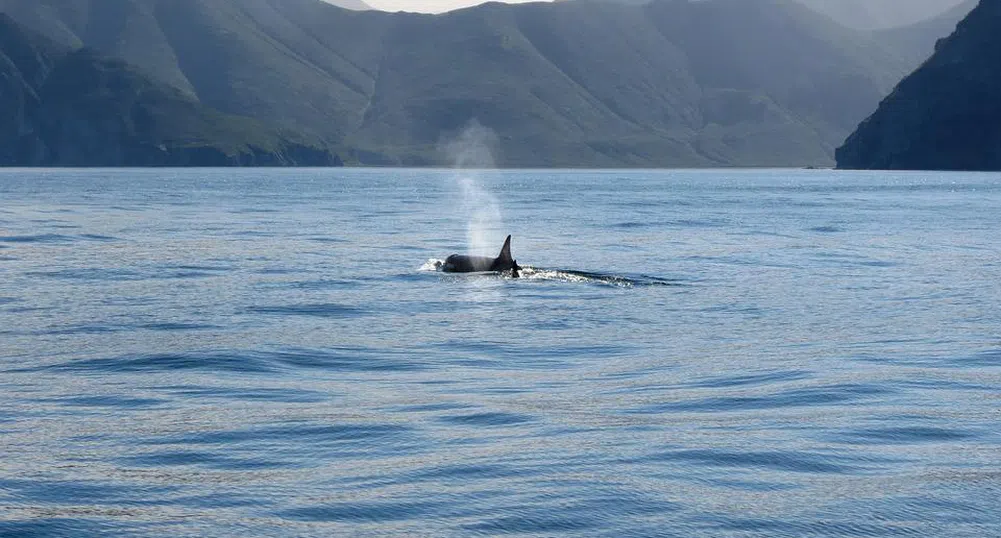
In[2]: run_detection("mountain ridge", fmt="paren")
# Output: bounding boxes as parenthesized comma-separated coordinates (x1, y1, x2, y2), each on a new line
(0, 0, 967, 167)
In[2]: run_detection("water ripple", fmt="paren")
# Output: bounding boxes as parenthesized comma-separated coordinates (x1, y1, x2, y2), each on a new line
(682, 369, 814, 389)
(36, 347, 424, 375)
(638, 449, 864, 474)
(155, 385, 328, 403)
(121, 450, 290, 470)
(246, 303, 368, 318)
(855, 349, 1001, 369)
(37, 395, 165, 409)
(0, 518, 135, 538)
(439, 411, 534, 427)
(141, 423, 415, 448)
(280, 501, 444, 523)
(0, 234, 76, 244)
(461, 490, 681, 535)
(830, 426, 980, 445)
(698, 515, 919, 536)
(632, 383, 892, 413)
(26, 268, 145, 281)
(0, 478, 175, 506)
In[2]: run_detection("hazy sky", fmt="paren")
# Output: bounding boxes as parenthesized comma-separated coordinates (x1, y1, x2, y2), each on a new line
(346, 0, 546, 13)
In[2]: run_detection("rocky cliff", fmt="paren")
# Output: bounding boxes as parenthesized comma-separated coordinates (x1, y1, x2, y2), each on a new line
(0, 14, 341, 167)
(837, 0, 1001, 170)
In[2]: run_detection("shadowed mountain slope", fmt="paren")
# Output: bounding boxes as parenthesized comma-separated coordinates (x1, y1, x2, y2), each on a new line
(837, 0, 1001, 171)
(0, 0, 957, 167)
(0, 14, 340, 166)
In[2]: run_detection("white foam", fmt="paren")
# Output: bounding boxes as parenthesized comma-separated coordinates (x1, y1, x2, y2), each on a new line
(419, 259, 445, 272)
(517, 267, 634, 287)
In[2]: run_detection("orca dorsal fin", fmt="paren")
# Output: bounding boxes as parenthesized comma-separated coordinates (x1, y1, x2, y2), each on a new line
(497, 235, 513, 263)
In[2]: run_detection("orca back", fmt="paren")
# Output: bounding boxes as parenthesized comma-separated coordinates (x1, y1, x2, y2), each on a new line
(445, 254, 494, 272)
(443, 235, 518, 275)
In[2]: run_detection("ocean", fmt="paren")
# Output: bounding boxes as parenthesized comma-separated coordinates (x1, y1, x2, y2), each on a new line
(1, 168, 999, 537)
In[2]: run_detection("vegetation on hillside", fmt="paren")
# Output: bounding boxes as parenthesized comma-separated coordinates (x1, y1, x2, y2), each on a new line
(0, 14, 340, 166)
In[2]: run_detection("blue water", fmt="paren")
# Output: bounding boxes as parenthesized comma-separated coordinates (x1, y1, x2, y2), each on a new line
(1, 168, 1000, 537)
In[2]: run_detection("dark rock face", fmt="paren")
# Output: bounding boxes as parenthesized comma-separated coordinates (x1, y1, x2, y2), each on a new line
(837, 0, 1001, 171)
(0, 15, 341, 167)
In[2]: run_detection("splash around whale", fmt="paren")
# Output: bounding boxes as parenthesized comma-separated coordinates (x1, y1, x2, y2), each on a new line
(423, 236, 683, 287)
(443, 235, 521, 277)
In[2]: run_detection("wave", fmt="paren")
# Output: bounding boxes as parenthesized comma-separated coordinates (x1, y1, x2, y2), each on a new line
(0, 233, 119, 244)
(518, 268, 683, 288)
(0, 234, 77, 244)
(30, 347, 425, 375)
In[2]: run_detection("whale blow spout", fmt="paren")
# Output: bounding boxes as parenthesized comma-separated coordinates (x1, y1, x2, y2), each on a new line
(443, 235, 521, 277)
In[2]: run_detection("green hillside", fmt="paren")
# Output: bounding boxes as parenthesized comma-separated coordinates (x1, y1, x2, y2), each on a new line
(0, 13, 340, 166)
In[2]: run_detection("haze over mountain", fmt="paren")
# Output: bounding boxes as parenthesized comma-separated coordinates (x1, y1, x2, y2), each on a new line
(0, 0, 972, 167)
(875, 0, 978, 68)
(838, 0, 1001, 171)
(332, 0, 970, 22)
(320, 0, 372, 11)
(356, 0, 540, 13)
(0, 14, 339, 166)
(795, 0, 968, 30)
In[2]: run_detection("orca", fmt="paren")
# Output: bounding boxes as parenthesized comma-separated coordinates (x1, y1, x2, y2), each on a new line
(443, 235, 521, 277)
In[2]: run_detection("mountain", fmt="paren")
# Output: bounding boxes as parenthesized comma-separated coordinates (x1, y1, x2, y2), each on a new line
(0, 14, 340, 166)
(359, 0, 910, 166)
(0, 0, 946, 167)
(0, 0, 392, 143)
(837, 0, 1001, 171)
(794, 0, 968, 30)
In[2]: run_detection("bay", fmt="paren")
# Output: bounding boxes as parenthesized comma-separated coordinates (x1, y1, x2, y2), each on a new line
(0, 168, 999, 537)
